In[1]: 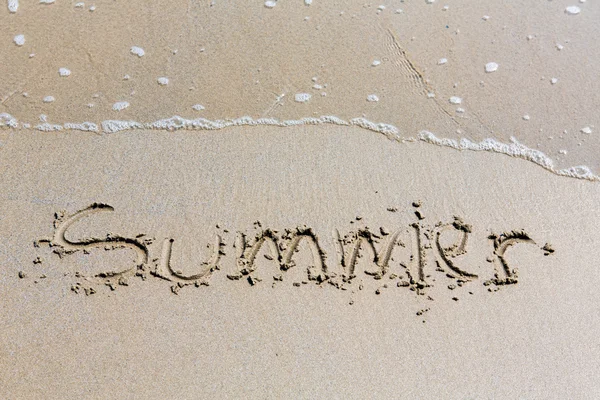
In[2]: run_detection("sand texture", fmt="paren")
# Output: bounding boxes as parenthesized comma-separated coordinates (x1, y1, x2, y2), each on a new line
(0, 127, 599, 398)
(1, 0, 599, 398)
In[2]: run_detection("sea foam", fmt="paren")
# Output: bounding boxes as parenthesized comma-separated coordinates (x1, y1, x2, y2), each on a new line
(13, 34, 24, 46)
(7, 0, 18, 12)
(0, 113, 18, 128)
(0, 112, 597, 181)
(130, 46, 145, 57)
(418, 131, 598, 181)
(112, 101, 130, 111)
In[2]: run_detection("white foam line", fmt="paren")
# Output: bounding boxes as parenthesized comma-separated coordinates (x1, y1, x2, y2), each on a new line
(102, 120, 144, 133)
(7, 0, 18, 13)
(0, 112, 596, 181)
(418, 131, 598, 181)
(63, 122, 99, 132)
(35, 123, 63, 132)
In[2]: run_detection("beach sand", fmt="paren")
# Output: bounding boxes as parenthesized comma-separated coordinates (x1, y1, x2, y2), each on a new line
(1, 127, 599, 398)
(1, 1, 599, 398)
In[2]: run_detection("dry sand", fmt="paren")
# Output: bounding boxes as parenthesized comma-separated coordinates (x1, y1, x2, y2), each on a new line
(1, 0, 600, 398)
(1, 127, 599, 398)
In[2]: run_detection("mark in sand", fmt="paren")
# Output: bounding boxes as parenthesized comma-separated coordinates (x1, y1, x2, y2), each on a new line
(33, 202, 552, 300)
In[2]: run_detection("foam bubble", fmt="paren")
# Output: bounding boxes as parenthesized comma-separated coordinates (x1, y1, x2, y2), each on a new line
(157, 77, 169, 86)
(449, 96, 462, 104)
(43, 96, 55, 103)
(438, 58, 448, 65)
(59, 68, 71, 77)
(367, 94, 380, 102)
(304, 0, 312, 4)
(112, 101, 130, 111)
(295, 93, 311, 103)
(75, 2, 84, 8)
(565, 6, 581, 15)
(192, 104, 205, 111)
(485, 62, 498, 73)
(0, 113, 18, 128)
(13, 34, 24, 46)
(7, 0, 18, 13)
(130, 46, 145, 57)
(372, 60, 381, 67)
(264, 1, 276, 8)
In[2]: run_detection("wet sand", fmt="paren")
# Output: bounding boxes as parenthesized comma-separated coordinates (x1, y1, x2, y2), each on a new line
(1, 0, 599, 170)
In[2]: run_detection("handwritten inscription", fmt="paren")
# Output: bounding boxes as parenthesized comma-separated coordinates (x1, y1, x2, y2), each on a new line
(34, 203, 551, 295)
